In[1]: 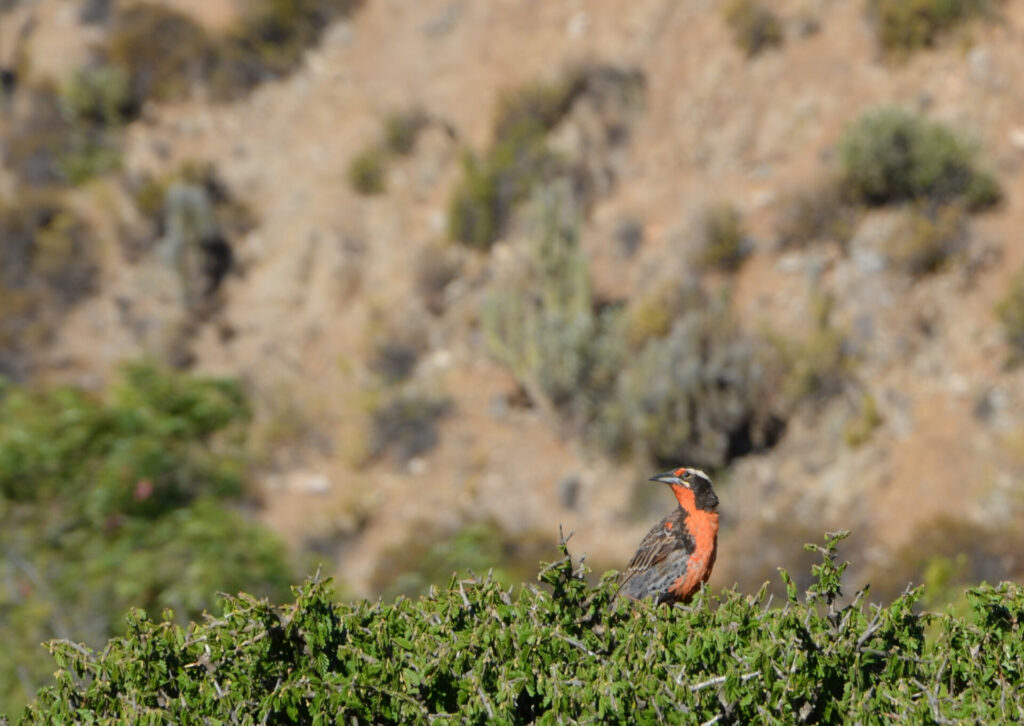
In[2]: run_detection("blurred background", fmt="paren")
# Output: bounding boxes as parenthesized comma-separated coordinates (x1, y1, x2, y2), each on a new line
(2, 0, 1024, 714)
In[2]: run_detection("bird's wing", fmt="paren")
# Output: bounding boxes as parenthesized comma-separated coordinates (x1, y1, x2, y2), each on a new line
(617, 511, 695, 599)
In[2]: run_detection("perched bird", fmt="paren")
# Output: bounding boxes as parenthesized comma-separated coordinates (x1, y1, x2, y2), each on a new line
(618, 467, 720, 605)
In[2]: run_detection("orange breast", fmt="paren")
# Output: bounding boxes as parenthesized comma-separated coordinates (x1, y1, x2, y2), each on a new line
(668, 510, 719, 601)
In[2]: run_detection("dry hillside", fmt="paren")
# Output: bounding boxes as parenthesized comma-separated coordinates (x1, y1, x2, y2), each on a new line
(3, 0, 1024, 601)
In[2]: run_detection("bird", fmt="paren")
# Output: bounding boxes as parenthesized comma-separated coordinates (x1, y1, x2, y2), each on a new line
(618, 467, 720, 605)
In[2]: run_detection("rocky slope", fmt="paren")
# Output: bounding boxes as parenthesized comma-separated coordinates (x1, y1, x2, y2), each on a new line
(3, 0, 1024, 598)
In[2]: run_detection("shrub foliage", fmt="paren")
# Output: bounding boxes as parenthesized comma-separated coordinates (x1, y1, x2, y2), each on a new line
(0, 365, 292, 716)
(838, 107, 1000, 210)
(484, 190, 785, 469)
(15, 533, 1024, 723)
(867, 0, 1002, 56)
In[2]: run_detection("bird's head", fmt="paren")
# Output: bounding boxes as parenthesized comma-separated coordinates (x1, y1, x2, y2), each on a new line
(650, 467, 719, 512)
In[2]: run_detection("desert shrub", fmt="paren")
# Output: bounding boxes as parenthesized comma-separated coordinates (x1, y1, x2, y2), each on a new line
(485, 190, 786, 467)
(59, 64, 133, 127)
(383, 108, 430, 156)
(0, 364, 293, 716)
(775, 180, 861, 248)
(888, 203, 967, 276)
(694, 202, 749, 272)
(996, 267, 1024, 363)
(0, 192, 96, 377)
(2, 78, 124, 186)
(620, 278, 704, 350)
(843, 392, 883, 447)
(867, 0, 1002, 55)
(368, 391, 452, 464)
(347, 146, 387, 195)
(105, 3, 216, 107)
(370, 340, 419, 385)
(102, 0, 364, 106)
(211, 0, 364, 98)
(448, 66, 644, 248)
(126, 161, 251, 294)
(838, 107, 1000, 210)
(14, 533, 1024, 723)
(482, 189, 623, 414)
(599, 298, 783, 468)
(723, 0, 784, 57)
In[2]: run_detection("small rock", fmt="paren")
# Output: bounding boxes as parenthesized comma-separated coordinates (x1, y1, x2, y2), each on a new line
(557, 475, 581, 510)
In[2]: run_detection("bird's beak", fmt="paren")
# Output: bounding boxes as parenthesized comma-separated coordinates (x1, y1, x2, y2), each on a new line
(649, 470, 681, 485)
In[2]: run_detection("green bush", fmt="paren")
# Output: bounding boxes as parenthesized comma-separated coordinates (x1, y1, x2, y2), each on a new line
(3, 79, 124, 187)
(695, 202, 749, 272)
(0, 364, 293, 715)
(347, 146, 388, 195)
(384, 109, 430, 156)
(867, 0, 1001, 55)
(102, 0, 365, 106)
(996, 267, 1024, 363)
(14, 532, 1024, 723)
(0, 192, 96, 377)
(838, 107, 1000, 210)
(448, 66, 644, 248)
(212, 0, 364, 98)
(105, 3, 216, 107)
(723, 0, 785, 57)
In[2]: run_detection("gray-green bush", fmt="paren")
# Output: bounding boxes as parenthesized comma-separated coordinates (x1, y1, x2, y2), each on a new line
(483, 190, 784, 469)
(838, 107, 1000, 210)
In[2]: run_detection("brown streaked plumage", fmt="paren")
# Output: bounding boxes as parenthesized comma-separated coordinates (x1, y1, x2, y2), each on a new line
(618, 467, 720, 605)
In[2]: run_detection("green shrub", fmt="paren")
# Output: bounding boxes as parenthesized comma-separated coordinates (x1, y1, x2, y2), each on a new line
(212, 0, 365, 98)
(695, 202, 749, 272)
(105, 3, 216, 107)
(996, 267, 1024, 362)
(723, 0, 784, 57)
(347, 146, 388, 195)
(103, 0, 365, 106)
(867, 0, 1001, 55)
(383, 109, 430, 156)
(0, 364, 293, 716)
(599, 297, 782, 468)
(15, 533, 1024, 723)
(3, 79, 124, 187)
(838, 107, 1000, 210)
(0, 192, 96, 376)
(769, 293, 853, 405)
(448, 66, 644, 248)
